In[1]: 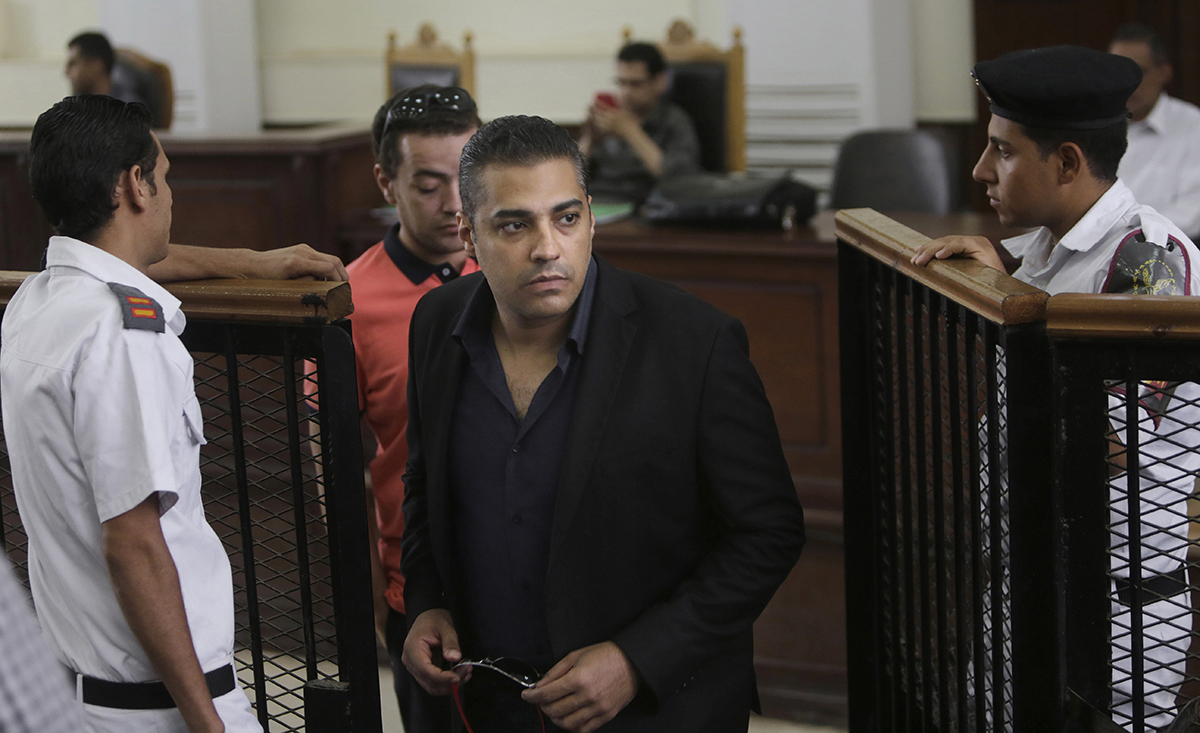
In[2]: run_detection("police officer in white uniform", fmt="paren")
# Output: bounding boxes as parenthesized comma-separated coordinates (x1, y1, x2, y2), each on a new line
(1, 95, 268, 732)
(911, 46, 1200, 730)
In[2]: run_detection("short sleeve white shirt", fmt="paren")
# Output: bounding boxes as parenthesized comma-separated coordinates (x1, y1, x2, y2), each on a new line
(1117, 93, 1200, 238)
(0, 237, 236, 685)
(1003, 179, 1199, 295)
(1004, 183, 1200, 576)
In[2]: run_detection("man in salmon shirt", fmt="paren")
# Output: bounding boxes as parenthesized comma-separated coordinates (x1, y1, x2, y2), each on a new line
(350, 85, 480, 732)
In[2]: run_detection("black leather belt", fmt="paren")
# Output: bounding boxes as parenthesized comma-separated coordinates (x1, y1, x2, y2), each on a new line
(1114, 566, 1189, 607)
(81, 663, 235, 710)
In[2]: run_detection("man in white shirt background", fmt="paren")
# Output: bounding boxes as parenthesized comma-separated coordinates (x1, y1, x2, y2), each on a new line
(1110, 23, 1200, 240)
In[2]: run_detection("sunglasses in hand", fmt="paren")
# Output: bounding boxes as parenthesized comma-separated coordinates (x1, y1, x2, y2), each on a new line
(449, 657, 547, 732)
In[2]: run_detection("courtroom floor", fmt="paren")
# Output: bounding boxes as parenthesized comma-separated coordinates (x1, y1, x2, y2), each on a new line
(377, 664, 846, 732)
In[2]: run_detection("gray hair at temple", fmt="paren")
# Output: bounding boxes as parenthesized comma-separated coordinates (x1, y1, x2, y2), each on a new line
(458, 115, 588, 225)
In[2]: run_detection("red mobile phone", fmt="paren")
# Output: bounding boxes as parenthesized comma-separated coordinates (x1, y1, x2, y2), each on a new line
(595, 92, 618, 109)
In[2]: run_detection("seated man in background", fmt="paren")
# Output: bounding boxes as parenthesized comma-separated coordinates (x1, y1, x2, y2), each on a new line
(65, 31, 145, 108)
(912, 46, 1200, 730)
(1109, 23, 1200, 240)
(580, 42, 701, 203)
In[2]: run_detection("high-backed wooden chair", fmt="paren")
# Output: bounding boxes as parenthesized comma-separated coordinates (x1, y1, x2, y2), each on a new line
(385, 24, 475, 98)
(623, 20, 746, 172)
(113, 48, 174, 130)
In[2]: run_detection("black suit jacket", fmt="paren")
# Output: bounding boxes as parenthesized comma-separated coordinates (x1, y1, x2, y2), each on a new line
(401, 256, 805, 732)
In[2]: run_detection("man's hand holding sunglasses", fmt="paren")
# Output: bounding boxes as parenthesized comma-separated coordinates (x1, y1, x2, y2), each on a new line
(402, 608, 469, 695)
(521, 641, 638, 733)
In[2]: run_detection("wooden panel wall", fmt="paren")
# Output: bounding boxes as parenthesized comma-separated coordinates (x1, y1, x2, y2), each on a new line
(0, 126, 382, 271)
(0, 143, 51, 271)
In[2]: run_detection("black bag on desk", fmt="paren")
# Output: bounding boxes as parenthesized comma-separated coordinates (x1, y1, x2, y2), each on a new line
(642, 172, 817, 230)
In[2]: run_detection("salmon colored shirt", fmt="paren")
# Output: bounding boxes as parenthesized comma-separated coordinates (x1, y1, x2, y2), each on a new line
(347, 224, 478, 614)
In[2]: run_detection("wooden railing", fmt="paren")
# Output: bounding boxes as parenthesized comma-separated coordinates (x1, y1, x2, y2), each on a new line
(838, 209, 1200, 733)
(0, 276, 379, 733)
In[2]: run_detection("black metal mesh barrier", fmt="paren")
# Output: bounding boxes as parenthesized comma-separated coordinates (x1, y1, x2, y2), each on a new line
(0, 318, 381, 733)
(1055, 341, 1200, 733)
(842, 251, 1052, 733)
(841, 211, 1200, 733)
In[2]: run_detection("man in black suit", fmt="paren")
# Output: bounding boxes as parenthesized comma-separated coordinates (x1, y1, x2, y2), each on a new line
(400, 115, 805, 732)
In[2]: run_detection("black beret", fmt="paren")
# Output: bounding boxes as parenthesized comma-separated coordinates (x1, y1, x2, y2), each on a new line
(972, 46, 1142, 130)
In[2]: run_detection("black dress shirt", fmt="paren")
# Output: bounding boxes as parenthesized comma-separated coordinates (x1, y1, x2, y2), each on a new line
(448, 258, 598, 669)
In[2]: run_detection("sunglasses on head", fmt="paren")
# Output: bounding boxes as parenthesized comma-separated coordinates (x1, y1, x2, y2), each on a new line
(381, 86, 475, 139)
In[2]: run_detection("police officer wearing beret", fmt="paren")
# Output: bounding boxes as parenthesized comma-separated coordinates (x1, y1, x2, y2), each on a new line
(913, 46, 1200, 729)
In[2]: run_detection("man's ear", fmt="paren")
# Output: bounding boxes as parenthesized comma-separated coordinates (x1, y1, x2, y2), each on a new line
(457, 211, 476, 257)
(373, 163, 397, 205)
(1056, 142, 1087, 184)
(123, 165, 152, 212)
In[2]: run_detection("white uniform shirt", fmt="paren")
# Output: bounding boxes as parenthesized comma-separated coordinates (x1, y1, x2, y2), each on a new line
(980, 182, 1197, 728)
(1004, 179, 1199, 296)
(0, 237, 258, 732)
(1003, 181, 1200, 577)
(1117, 93, 1200, 239)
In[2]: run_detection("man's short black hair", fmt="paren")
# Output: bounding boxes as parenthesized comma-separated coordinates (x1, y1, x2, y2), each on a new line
(459, 115, 588, 225)
(29, 95, 158, 242)
(1113, 23, 1170, 66)
(617, 42, 666, 76)
(67, 31, 115, 75)
(372, 85, 482, 178)
(1021, 120, 1128, 183)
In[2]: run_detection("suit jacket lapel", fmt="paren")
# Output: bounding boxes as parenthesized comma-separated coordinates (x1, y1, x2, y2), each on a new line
(549, 258, 638, 564)
(424, 288, 472, 592)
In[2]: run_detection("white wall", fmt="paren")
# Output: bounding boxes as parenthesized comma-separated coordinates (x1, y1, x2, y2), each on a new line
(0, 0, 98, 124)
(0, 0, 972, 131)
(869, 0, 915, 127)
(911, 0, 976, 121)
(99, 0, 261, 133)
(0, 0, 261, 132)
(0, 0, 11, 57)
(727, 0, 916, 188)
(1, 0, 97, 59)
(256, 0, 722, 124)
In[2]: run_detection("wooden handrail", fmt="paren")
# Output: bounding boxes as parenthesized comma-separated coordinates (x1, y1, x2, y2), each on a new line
(835, 208, 1048, 325)
(1046, 293, 1200, 340)
(0, 272, 352, 325)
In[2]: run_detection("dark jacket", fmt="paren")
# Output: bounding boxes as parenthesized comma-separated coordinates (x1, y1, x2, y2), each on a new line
(401, 255, 805, 731)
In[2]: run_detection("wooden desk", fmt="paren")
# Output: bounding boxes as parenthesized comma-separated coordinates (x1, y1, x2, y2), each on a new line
(0, 124, 383, 270)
